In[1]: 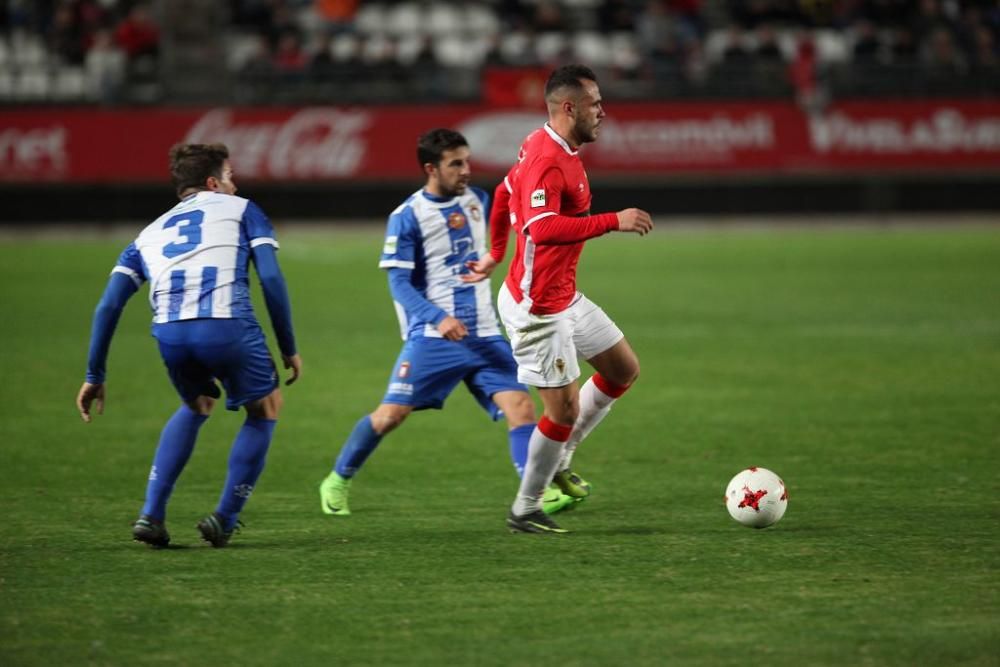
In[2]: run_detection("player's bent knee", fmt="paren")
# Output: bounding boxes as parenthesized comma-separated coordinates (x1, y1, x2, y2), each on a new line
(495, 390, 536, 428)
(370, 404, 411, 435)
(547, 402, 579, 427)
(246, 389, 283, 420)
(187, 395, 216, 416)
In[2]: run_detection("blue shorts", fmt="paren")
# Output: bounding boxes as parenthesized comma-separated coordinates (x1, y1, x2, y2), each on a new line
(383, 336, 527, 420)
(153, 318, 278, 411)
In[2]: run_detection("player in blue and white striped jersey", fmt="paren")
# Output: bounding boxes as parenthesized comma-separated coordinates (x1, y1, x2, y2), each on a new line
(76, 143, 302, 548)
(318, 129, 576, 519)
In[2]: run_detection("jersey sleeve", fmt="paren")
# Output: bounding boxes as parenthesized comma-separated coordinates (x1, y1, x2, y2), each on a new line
(110, 242, 147, 287)
(242, 200, 279, 250)
(488, 177, 512, 262)
(518, 160, 565, 231)
(378, 206, 418, 270)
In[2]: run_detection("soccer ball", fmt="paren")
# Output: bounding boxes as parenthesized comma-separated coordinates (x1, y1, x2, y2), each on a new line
(725, 467, 788, 528)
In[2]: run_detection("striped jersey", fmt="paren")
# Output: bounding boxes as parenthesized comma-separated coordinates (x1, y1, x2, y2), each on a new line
(112, 191, 279, 323)
(379, 187, 502, 340)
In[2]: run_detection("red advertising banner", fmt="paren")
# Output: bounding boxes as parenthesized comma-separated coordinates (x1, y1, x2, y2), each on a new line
(1, 101, 998, 183)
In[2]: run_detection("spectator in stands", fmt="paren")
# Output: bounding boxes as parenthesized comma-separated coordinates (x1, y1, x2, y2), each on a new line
(790, 34, 827, 113)
(85, 27, 126, 103)
(923, 25, 967, 74)
(533, 1, 567, 34)
(273, 29, 308, 74)
(239, 33, 275, 82)
(600, 0, 636, 32)
(637, 0, 681, 66)
(115, 1, 160, 62)
(48, 3, 86, 65)
(969, 24, 997, 69)
(314, 0, 358, 35)
(890, 26, 919, 63)
(721, 24, 752, 65)
(667, 0, 705, 42)
(754, 24, 784, 62)
(852, 19, 883, 63)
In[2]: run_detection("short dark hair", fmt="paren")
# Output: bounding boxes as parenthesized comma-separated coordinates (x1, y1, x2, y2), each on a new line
(417, 128, 468, 168)
(169, 143, 229, 197)
(544, 64, 598, 101)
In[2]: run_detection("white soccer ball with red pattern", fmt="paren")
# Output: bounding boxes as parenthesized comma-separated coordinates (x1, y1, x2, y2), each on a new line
(725, 467, 788, 528)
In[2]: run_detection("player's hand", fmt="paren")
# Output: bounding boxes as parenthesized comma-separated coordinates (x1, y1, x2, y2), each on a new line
(616, 208, 654, 236)
(437, 315, 468, 341)
(282, 353, 302, 386)
(77, 382, 105, 423)
(460, 255, 498, 284)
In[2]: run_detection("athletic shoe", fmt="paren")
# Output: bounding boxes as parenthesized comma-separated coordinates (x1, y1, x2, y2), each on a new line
(542, 485, 577, 515)
(132, 515, 170, 548)
(319, 472, 352, 516)
(507, 510, 568, 534)
(196, 512, 239, 548)
(552, 469, 592, 499)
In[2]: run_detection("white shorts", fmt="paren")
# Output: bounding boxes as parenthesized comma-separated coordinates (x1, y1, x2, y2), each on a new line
(497, 283, 625, 388)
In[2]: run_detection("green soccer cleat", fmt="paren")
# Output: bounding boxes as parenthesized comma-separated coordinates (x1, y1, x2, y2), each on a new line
(132, 514, 170, 548)
(542, 484, 578, 515)
(196, 512, 240, 548)
(507, 510, 568, 534)
(552, 469, 592, 499)
(319, 472, 352, 516)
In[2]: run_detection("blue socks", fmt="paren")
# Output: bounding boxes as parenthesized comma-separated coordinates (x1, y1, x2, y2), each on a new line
(141, 405, 209, 521)
(215, 417, 277, 531)
(334, 415, 383, 478)
(509, 423, 534, 478)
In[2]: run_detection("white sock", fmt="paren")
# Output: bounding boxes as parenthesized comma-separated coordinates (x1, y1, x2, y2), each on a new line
(559, 376, 618, 472)
(511, 421, 570, 516)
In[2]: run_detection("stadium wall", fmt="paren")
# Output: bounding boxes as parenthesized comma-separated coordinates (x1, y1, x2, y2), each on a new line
(1, 100, 998, 222)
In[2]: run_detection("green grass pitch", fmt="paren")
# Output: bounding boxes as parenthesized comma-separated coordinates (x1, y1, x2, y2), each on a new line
(1, 224, 998, 666)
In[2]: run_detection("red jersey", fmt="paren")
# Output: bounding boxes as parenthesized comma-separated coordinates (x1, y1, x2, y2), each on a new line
(491, 124, 618, 314)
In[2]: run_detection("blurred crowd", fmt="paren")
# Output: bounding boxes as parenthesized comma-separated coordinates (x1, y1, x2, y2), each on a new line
(0, 0, 160, 102)
(0, 0, 997, 104)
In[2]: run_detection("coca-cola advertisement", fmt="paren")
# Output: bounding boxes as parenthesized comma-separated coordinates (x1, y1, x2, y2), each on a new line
(1, 101, 998, 183)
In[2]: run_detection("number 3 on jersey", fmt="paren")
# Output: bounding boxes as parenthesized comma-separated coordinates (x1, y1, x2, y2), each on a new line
(162, 210, 205, 258)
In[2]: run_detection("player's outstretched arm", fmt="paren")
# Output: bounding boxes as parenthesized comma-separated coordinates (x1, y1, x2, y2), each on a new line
(76, 382, 105, 423)
(616, 208, 654, 236)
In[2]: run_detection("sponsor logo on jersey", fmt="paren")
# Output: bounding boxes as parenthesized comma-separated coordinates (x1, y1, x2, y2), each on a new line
(448, 212, 467, 229)
(469, 205, 481, 222)
(531, 189, 546, 208)
(398, 361, 411, 378)
(383, 235, 398, 254)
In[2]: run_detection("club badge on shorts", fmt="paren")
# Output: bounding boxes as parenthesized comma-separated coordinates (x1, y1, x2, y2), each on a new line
(398, 361, 411, 378)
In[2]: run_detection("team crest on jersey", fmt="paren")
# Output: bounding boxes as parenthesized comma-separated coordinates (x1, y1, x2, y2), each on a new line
(531, 189, 546, 208)
(398, 361, 411, 378)
(448, 212, 466, 229)
(469, 205, 481, 222)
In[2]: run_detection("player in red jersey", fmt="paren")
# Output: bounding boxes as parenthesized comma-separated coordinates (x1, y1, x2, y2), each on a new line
(464, 64, 653, 533)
